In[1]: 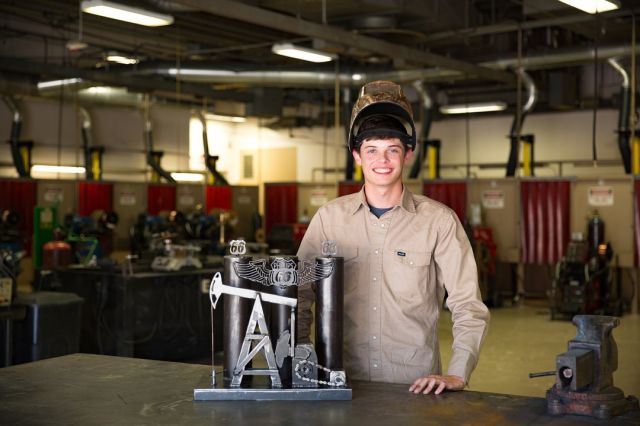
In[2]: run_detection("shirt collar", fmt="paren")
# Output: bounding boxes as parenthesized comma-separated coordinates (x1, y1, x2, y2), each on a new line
(348, 186, 369, 215)
(348, 184, 416, 215)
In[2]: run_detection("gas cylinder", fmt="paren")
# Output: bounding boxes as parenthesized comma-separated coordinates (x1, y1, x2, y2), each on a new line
(587, 210, 605, 254)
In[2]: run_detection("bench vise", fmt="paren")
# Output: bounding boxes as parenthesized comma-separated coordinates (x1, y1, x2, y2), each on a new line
(546, 315, 638, 419)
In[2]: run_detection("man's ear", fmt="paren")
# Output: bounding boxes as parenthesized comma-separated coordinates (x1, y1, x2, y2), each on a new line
(352, 149, 362, 166)
(403, 148, 415, 165)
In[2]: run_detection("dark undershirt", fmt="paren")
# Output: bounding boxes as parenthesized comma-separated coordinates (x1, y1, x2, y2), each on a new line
(369, 205, 393, 218)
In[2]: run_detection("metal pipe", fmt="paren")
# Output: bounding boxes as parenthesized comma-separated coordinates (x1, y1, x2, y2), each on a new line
(143, 106, 175, 183)
(79, 107, 94, 181)
(196, 110, 229, 185)
(607, 58, 631, 174)
(506, 68, 537, 177)
(314, 256, 344, 382)
(147, 44, 640, 87)
(2, 96, 29, 177)
(409, 80, 432, 179)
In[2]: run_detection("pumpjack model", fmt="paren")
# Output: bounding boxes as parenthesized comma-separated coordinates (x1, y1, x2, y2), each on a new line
(194, 240, 351, 400)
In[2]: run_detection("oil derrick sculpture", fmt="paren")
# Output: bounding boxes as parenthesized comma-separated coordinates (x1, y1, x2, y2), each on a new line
(194, 240, 351, 400)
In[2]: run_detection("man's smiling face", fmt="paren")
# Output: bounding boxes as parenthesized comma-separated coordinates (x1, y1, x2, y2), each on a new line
(352, 138, 413, 189)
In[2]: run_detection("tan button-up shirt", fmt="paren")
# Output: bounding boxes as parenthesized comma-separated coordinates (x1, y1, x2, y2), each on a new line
(297, 186, 489, 384)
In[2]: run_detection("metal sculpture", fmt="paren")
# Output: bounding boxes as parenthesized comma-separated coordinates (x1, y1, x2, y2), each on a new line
(194, 239, 351, 401)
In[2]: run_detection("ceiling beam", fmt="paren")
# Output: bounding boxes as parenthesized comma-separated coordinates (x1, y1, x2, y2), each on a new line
(172, 0, 515, 84)
(0, 58, 253, 102)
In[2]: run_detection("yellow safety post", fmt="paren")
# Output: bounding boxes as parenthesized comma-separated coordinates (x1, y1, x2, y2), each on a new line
(633, 136, 640, 175)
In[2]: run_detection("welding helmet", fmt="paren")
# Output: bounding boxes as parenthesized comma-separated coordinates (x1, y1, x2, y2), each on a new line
(348, 80, 416, 151)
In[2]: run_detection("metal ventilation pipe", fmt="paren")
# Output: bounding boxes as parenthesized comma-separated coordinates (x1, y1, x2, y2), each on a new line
(197, 111, 229, 185)
(409, 80, 434, 179)
(143, 109, 175, 183)
(506, 68, 537, 177)
(2, 96, 29, 177)
(607, 58, 631, 174)
(79, 107, 95, 180)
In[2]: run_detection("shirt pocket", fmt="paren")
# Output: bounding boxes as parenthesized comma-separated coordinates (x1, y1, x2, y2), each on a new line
(340, 245, 360, 293)
(386, 249, 431, 299)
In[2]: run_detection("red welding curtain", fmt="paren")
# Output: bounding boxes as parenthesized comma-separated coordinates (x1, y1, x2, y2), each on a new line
(0, 179, 36, 254)
(264, 183, 297, 237)
(521, 180, 570, 264)
(78, 182, 113, 216)
(206, 186, 232, 213)
(147, 184, 176, 216)
(338, 181, 363, 197)
(423, 181, 467, 223)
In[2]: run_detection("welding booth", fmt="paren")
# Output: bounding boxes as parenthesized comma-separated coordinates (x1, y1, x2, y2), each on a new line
(264, 182, 337, 255)
(0, 177, 260, 365)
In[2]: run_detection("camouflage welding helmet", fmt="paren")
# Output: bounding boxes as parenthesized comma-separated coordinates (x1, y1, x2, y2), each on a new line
(348, 80, 416, 151)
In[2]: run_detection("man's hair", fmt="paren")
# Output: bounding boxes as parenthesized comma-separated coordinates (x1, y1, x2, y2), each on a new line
(353, 114, 411, 151)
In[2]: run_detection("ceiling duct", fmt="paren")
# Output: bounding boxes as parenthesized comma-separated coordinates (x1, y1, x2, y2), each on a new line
(79, 107, 96, 181)
(196, 110, 229, 186)
(150, 44, 640, 88)
(506, 68, 537, 177)
(607, 58, 631, 174)
(409, 80, 434, 179)
(2, 96, 29, 178)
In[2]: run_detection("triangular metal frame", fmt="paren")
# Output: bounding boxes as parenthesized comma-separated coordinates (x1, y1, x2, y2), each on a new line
(231, 295, 282, 388)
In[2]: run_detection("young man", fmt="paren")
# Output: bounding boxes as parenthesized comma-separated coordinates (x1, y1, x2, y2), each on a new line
(297, 80, 489, 395)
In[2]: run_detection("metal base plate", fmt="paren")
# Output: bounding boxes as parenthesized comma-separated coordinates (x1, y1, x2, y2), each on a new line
(193, 374, 352, 401)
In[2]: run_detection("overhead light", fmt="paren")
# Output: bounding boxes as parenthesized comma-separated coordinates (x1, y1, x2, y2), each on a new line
(171, 172, 205, 182)
(106, 52, 139, 65)
(272, 43, 337, 63)
(32, 165, 86, 174)
(352, 74, 363, 81)
(556, 0, 620, 14)
(205, 113, 247, 123)
(440, 102, 508, 115)
(37, 78, 83, 90)
(81, 0, 174, 27)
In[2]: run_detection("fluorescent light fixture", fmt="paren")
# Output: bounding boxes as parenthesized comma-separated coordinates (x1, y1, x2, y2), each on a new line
(106, 53, 139, 65)
(80, 86, 127, 95)
(272, 43, 337, 63)
(32, 165, 86, 174)
(352, 74, 363, 81)
(81, 0, 174, 27)
(205, 113, 247, 123)
(440, 102, 507, 115)
(557, 0, 620, 14)
(171, 172, 205, 182)
(37, 78, 83, 90)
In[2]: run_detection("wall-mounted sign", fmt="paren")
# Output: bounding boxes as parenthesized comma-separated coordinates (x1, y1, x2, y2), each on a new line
(119, 192, 136, 206)
(482, 189, 505, 209)
(310, 190, 328, 207)
(179, 194, 195, 206)
(237, 195, 252, 205)
(43, 187, 63, 203)
(588, 186, 614, 206)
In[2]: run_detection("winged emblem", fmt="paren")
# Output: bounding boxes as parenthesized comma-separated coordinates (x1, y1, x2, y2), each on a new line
(233, 257, 334, 288)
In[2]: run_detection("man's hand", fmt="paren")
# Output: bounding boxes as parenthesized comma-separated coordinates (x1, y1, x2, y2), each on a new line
(408, 375, 466, 395)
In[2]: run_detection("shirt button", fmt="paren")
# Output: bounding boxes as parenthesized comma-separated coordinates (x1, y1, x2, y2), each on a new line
(409, 261, 414, 265)
(372, 335, 377, 340)
(380, 224, 385, 228)
(373, 277, 377, 281)
(373, 306, 377, 311)
(373, 363, 378, 368)
(374, 249, 379, 254)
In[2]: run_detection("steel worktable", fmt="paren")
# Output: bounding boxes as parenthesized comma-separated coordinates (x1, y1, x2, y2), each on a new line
(0, 354, 638, 425)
